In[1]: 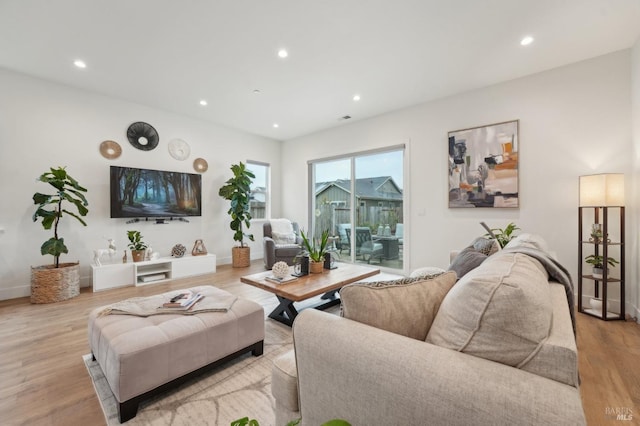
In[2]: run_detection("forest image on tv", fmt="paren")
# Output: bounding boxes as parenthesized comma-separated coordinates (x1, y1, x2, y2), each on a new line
(110, 166, 202, 218)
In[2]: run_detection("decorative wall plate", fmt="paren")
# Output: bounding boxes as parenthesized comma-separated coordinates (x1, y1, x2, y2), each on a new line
(193, 158, 208, 173)
(99, 140, 122, 159)
(126, 122, 159, 151)
(168, 138, 190, 160)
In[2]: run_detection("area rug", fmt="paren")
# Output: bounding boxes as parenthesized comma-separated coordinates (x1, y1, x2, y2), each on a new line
(84, 318, 295, 426)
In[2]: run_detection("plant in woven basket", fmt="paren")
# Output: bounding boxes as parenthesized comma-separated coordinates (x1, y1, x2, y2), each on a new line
(32, 166, 89, 268)
(218, 162, 255, 247)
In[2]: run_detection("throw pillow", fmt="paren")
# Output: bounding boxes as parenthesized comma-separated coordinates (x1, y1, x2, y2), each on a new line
(409, 266, 446, 279)
(340, 271, 457, 341)
(272, 231, 297, 245)
(427, 252, 552, 369)
(472, 237, 500, 256)
(447, 246, 488, 279)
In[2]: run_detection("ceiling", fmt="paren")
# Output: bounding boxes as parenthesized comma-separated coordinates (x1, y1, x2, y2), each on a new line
(1, 1, 639, 141)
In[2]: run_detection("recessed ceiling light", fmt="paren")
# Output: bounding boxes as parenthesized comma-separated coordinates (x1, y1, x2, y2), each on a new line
(273, 123, 279, 128)
(277, 49, 288, 58)
(520, 36, 534, 46)
(253, 89, 261, 94)
(353, 94, 361, 102)
(199, 100, 208, 106)
(73, 59, 87, 69)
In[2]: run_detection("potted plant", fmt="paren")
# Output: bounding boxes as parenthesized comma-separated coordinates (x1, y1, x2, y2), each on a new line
(218, 162, 255, 267)
(300, 229, 330, 273)
(482, 222, 520, 248)
(585, 254, 619, 279)
(127, 230, 148, 262)
(31, 166, 88, 303)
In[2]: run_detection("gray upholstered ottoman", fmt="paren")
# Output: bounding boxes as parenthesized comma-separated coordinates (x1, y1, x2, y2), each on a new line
(88, 285, 264, 423)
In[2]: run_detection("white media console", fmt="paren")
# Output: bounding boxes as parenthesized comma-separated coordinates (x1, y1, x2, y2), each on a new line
(91, 253, 216, 291)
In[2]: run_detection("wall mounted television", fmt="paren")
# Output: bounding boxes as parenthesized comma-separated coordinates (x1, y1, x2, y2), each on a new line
(110, 166, 202, 220)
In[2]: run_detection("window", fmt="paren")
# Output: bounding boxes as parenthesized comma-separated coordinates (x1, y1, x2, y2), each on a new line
(309, 147, 405, 271)
(246, 161, 269, 219)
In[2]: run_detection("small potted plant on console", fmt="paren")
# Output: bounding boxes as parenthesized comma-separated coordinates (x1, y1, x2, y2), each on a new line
(127, 230, 148, 262)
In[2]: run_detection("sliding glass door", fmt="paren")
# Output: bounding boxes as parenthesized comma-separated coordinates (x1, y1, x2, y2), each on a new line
(310, 147, 404, 271)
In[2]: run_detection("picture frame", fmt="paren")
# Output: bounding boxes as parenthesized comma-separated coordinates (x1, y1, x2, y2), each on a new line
(448, 120, 519, 208)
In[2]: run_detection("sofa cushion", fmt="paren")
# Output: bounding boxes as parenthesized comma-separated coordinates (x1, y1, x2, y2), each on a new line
(447, 245, 488, 279)
(271, 350, 299, 412)
(340, 271, 457, 341)
(428, 252, 553, 371)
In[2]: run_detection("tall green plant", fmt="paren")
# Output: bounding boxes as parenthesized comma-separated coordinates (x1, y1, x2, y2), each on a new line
(218, 162, 255, 247)
(32, 167, 89, 268)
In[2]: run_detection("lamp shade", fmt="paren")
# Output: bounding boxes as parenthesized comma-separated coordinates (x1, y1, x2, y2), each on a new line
(579, 173, 625, 207)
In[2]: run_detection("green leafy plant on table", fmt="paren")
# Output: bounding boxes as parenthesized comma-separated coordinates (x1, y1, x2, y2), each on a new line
(300, 228, 330, 262)
(32, 166, 89, 268)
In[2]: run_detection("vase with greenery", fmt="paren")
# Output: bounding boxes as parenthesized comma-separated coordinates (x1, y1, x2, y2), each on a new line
(127, 230, 148, 262)
(300, 229, 330, 273)
(218, 162, 255, 267)
(31, 166, 88, 303)
(585, 254, 619, 279)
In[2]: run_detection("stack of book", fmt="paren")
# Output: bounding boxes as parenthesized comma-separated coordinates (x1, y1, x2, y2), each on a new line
(265, 275, 298, 284)
(161, 292, 204, 310)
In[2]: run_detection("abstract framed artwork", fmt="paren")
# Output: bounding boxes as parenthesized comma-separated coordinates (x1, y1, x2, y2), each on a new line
(448, 120, 519, 208)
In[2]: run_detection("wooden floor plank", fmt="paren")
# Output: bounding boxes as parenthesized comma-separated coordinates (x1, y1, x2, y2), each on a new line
(0, 260, 638, 425)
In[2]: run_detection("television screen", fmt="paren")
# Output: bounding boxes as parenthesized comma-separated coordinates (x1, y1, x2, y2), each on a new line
(110, 166, 202, 218)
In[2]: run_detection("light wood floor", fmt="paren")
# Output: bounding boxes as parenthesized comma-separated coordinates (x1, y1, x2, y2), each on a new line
(0, 260, 638, 426)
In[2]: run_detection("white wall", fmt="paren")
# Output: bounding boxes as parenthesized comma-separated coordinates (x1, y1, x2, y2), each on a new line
(631, 38, 640, 321)
(283, 50, 635, 314)
(0, 69, 281, 300)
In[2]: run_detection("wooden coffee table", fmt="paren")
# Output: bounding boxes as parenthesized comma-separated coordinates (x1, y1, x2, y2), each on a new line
(241, 263, 380, 326)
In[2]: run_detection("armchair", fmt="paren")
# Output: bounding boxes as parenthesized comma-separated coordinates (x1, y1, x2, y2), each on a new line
(263, 219, 303, 269)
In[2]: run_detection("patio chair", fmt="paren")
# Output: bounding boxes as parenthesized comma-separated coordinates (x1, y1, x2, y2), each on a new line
(345, 227, 383, 263)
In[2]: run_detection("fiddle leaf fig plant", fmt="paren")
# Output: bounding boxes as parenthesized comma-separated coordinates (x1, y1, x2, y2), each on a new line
(218, 162, 255, 246)
(32, 167, 89, 268)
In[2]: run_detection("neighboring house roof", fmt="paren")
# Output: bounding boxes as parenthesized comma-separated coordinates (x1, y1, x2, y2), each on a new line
(315, 176, 403, 201)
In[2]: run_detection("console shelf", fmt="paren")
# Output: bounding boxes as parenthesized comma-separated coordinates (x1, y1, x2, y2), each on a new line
(92, 254, 216, 291)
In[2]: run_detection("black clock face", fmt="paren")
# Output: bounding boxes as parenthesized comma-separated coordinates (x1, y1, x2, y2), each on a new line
(127, 122, 159, 151)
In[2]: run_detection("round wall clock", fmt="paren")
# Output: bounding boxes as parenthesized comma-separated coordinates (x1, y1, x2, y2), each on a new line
(126, 122, 159, 151)
(168, 138, 190, 160)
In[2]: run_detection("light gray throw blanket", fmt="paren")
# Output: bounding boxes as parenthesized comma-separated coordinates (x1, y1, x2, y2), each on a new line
(502, 246, 576, 334)
(98, 293, 237, 317)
